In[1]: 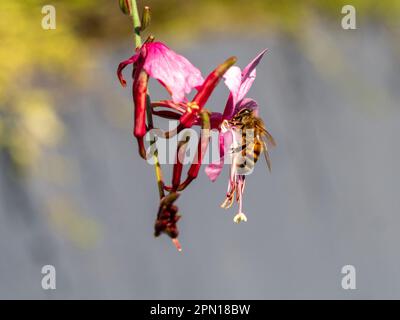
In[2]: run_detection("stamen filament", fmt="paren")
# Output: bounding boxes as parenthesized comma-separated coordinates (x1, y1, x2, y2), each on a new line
(172, 238, 182, 252)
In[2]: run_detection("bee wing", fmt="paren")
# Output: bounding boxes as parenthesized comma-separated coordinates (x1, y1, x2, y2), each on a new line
(262, 139, 272, 172)
(260, 127, 277, 149)
(258, 130, 276, 173)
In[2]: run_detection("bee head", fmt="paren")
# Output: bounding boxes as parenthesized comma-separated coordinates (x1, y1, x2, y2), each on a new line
(229, 108, 254, 126)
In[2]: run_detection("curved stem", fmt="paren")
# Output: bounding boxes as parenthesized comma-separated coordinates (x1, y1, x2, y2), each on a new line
(146, 96, 165, 199)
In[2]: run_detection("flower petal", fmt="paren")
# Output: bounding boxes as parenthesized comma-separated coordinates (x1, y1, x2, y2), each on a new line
(222, 49, 267, 119)
(241, 49, 268, 83)
(223, 66, 242, 103)
(222, 66, 242, 119)
(205, 163, 224, 182)
(205, 130, 232, 182)
(237, 49, 268, 102)
(117, 53, 139, 87)
(142, 42, 204, 103)
(237, 68, 256, 103)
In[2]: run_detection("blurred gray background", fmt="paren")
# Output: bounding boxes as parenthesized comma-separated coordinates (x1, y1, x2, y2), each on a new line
(0, 1, 400, 299)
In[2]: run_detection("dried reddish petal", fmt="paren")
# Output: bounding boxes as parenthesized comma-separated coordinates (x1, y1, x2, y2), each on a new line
(117, 54, 139, 87)
(154, 193, 181, 240)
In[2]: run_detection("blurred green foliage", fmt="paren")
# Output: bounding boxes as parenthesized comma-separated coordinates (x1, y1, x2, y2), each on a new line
(147, 0, 400, 38)
(0, 0, 399, 171)
(0, 1, 81, 170)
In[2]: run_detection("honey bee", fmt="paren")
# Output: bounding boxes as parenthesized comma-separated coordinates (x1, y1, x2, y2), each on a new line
(228, 108, 276, 174)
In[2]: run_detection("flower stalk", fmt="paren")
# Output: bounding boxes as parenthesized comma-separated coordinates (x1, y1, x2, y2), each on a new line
(130, 0, 142, 48)
(146, 95, 165, 199)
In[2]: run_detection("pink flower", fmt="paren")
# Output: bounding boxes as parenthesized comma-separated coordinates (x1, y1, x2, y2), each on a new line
(117, 40, 205, 158)
(205, 49, 267, 182)
(204, 49, 274, 223)
(118, 41, 204, 104)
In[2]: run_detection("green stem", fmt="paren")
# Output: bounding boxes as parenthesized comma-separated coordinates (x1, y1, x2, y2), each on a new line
(131, 0, 142, 48)
(130, 1, 164, 200)
(146, 95, 165, 199)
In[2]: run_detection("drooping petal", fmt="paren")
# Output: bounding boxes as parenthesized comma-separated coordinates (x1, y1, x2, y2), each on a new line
(220, 129, 233, 160)
(133, 70, 149, 159)
(205, 130, 233, 182)
(117, 53, 139, 87)
(142, 42, 204, 103)
(205, 163, 223, 182)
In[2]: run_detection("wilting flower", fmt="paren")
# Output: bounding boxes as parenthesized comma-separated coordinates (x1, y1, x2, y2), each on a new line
(205, 49, 270, 223)
(154, 192, 182, 251)
(117, 39, 204, 157)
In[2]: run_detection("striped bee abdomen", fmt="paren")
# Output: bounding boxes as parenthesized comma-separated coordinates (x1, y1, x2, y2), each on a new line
(234, 134, 263, 174)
